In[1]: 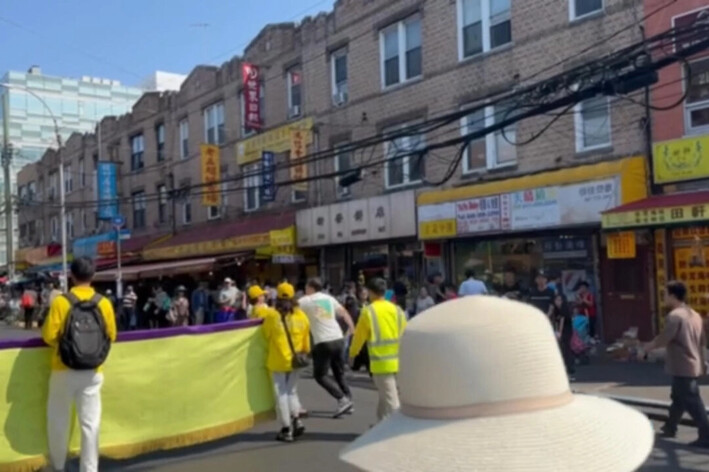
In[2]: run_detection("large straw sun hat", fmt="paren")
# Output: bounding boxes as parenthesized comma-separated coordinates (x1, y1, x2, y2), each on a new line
(340, 296, 653, 472)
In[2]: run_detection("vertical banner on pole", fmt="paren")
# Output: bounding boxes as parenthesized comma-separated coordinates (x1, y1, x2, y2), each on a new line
(261, 151, 276, 202)
(242, 63, 262, 131)
(201, 144, 221, 207)
(290, 129, 308, 192)
(97, 162, 118, 219)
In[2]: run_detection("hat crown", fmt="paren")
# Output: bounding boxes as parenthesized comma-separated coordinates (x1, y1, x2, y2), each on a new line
(399, 296, 569, 412)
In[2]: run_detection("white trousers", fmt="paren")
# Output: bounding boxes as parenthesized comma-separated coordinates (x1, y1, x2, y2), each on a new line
(272, 370, 303, 428)
(47, 370, 104, 472)
(372, 374, 400, 422)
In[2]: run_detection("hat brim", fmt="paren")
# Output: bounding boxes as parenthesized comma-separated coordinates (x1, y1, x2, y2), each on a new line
(340, 394, 653, 472)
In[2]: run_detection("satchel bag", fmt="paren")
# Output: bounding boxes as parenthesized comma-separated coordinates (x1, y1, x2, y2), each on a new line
(280, 313, 310, 369)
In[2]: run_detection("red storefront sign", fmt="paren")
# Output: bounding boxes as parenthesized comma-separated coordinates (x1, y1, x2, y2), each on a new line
(242, 63, 262, 130)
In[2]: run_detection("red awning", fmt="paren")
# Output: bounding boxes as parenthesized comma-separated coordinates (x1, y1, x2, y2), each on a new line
(602, 191, 709, 230)
(94, 257, 216, 282)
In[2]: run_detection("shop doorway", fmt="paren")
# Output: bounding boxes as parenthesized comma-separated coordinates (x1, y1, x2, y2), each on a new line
(600, 244, 654, 341)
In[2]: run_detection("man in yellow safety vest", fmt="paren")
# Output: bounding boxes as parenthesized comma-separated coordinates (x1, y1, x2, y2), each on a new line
(349, 277, 407, 422)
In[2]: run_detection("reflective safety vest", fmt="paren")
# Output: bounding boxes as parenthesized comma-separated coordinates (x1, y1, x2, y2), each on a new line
(366, 302, 406, 374)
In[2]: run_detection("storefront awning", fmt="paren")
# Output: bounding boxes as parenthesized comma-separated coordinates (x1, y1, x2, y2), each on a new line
(602, 191, 709, 230)
(142, 213, 295, 261)
(93, 257, 216, 282)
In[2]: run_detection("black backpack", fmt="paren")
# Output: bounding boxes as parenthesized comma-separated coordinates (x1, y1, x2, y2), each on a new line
(59, 293, 111, 370)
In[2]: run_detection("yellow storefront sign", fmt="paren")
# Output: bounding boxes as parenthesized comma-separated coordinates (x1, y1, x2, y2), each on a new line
(236, 118, 313, 165)
(607, 232, 636, 259)
(419, 219, 457, 239)
(201, 144, 221, 207)
(144, 233, 270, 261)
(653, 135, 709, 184)
(602, 203, 709, 230)
(269, 226, 296, 247)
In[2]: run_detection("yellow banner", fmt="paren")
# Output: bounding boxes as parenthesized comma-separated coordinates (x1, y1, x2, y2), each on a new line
(269, 226, 296, 247)
(655, 229, 667, 331)
(654, 135, 709, 184)
(672, 226, 709, 240)
(419, 219, 457, 240)
(201, 144, 221, 207)
(236, 118, 313, 165)
(290, 129, 309, 192)
(674, 246, 709, 316)
(602, 203, 709, 229)
(607, 232, 636, 259)
(143, 232, 270, 261)
(0, 325, 274, 471)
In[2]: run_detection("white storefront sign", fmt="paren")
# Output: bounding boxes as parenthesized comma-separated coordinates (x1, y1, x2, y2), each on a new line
(558, 178, 618, 225)
(296, 190, 416, 247)
(456, 196, 502, 234)
(510, 186, 561, 230)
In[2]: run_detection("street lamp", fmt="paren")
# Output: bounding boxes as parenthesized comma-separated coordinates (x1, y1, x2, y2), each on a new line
(0, 83, 68, 290)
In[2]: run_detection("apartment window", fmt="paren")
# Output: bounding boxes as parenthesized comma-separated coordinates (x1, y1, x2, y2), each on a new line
(179, 119, 189, 159)
(156, 123, 166, 162)
(64, 165, 73, 193)
(157, 184, 167, 224)
(244, 163, 261, 212)
(575, 96, 611, 152)
(458, 0, 511, 60)
(131, 134, 145, 171)
(81, 209, 87, 235)
(240, 83, 265, 137)
(331, 48, 349, 106)
(132, 191, 146, 229)
(28, 181, 36, 201)
(380, 16, 422, 88)
(287, 68, 302, 118)
(66, 212, 74, 240)
(79, 158, 86, 187)
(183, 199, 192, 225)
(334, 143, 353, 198)
(570, 0, 603, 21)
(204, 102, 225, 145)
(685, 58, 709, 135)
(384, 124, 425, 189)
(461, 104, 517, 172)
(51, 216, 58, 241)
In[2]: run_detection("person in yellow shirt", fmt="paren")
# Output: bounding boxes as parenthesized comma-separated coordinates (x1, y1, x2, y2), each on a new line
(349, 277, 407, 422)
(41, 256, 117, 472)
(247, 285, 276, 319)
(262, 282, 310, 442)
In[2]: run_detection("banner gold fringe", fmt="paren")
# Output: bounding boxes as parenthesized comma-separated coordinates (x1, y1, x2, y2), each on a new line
(0, 410, 275, 472)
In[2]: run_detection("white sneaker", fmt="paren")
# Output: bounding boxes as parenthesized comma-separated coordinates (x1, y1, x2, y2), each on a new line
(333, 398, 353, 418)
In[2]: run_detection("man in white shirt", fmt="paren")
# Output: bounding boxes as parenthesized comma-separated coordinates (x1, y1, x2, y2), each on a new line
(298, 278, 356, 418)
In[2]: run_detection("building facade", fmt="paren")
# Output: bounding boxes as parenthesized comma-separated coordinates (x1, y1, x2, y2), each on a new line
(18, 0, 655, 338)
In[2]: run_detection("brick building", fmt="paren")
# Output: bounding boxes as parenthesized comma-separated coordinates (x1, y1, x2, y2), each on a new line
(17, 0, 657, 337)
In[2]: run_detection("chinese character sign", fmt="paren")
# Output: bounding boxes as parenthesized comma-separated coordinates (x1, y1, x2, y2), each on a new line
(201, 144, 221, 207)
(261, 151, 276, 202)
(290, 129, 309, 192)
(607, 232, 636, 259)
(242, 63, 262, 131)
(97, 162, 118, 219)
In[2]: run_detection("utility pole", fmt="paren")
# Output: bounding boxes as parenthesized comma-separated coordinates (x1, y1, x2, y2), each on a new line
(2, 91, 14, 281)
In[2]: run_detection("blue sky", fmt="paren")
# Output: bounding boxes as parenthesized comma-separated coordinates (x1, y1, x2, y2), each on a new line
(0, 0, 333, 86)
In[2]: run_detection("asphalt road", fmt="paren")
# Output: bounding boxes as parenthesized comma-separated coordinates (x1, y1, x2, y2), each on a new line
(93, 370, 709, 472)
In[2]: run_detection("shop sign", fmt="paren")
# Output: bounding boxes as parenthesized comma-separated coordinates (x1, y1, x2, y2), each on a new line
(97, 162, 118, 220)
(201, 145, 221, 207)
(269, 226, 296, 247)
(73, 230, 130, 259)
(260, 151, 276, 202)
(419, 219, 457, 239)
(672, 227, 709, 240)
(143, 233, 270, 261)
(236, 117, 313, 165)
(674, 246, 709, 314)
(296, 191, 416, 247)
(653, 135, 709, 184)
(510, 186, 560, 230)
(542, 237, 589, 260)
(290, 129, 309, 192)
(456, 196, 502, 234)
(607, 232, 636, 259)
(558, 178, 618, 224)
(242, 63, 262, 130)
(655, 229, 668, 330)
(603, 203, 709, 229)
(418, 202, 456, 240)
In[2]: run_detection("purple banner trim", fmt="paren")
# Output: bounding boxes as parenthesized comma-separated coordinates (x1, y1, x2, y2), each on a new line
(0, 319, 263, 351)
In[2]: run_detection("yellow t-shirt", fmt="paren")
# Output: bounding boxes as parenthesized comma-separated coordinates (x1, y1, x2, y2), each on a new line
(41, 286, 117, 371)
(262, 308, 310, 373)
(250, 303, 276, 319)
